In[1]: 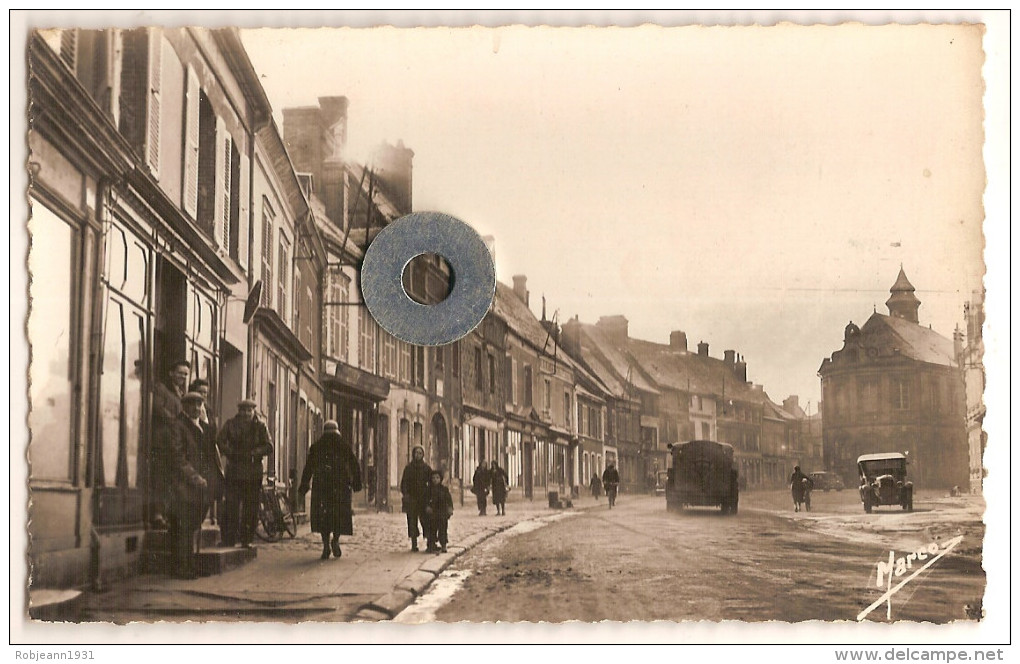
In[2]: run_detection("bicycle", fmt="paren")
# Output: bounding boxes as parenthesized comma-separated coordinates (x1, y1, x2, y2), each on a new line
(605, 482, 619, 509)
(256, 477, 298, 542)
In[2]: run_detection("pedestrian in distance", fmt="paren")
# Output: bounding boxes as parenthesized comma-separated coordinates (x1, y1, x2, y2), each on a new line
(424, 470, 454, 553)
(149, 360, 191, 531)
(165, 392, 218, 579)
(298, 420, 362, 559)
(490, 460, 509, 516)
(590, 473, 602, 500)
(400, 445, 431, 552)
(472, 461, 491, 516)
(790, 465, 809, 512)
(218, 399, 273, 548)
(602, 462, 620, 509)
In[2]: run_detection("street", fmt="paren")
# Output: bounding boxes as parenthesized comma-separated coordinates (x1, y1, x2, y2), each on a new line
(404, 490, 985, 624)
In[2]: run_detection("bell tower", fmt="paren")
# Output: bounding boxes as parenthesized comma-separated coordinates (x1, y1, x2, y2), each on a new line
(886, 266, 921, 323)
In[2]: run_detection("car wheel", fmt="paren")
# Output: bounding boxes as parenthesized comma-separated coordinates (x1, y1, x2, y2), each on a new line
(863, 496, 872, 514)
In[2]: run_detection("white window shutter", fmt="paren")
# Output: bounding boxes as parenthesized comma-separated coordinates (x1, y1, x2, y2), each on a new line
(213, 116, 227, 249)
(146, 28, 162, 177)
(183, 65, 200, 218)
(237, 152, 250, 270)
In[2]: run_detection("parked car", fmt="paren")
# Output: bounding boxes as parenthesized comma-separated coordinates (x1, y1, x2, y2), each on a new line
(857, 453, 913, 513)
(653, 470, 669, 495)
(809, 471, 845, 492)
(665, 440, 739, 515)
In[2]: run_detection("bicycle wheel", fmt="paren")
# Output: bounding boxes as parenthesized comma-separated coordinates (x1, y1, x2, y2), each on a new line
(256, 491, 281, 542)
(276, 491, 297, 538)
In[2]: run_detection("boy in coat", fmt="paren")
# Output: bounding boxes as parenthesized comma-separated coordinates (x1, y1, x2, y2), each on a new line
(424, 470, 454, 553)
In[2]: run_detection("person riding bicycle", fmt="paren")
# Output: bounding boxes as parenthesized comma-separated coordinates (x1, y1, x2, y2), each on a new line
(790, 465, 810, 512)
(602, 462, 620, 509)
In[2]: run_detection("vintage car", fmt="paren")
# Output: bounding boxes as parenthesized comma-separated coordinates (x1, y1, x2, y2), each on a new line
(809, 471, 845, 492)
(665, 440, 739, 514)
(653, 470, 669, 495)
(857, 453, 913, 513)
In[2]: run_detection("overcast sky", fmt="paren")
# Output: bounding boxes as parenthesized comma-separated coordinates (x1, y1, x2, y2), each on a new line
(241, 23, 986, 408)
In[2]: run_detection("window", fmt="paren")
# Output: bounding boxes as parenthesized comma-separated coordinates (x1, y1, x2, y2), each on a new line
(277, 234, 290, 320)
(894, 378, 910, 410)
(412, 346, 425, 388)
(146, 28, 161, 175)
(565, 394, 572, 426)
(488, 353, 496, 395)
(381, 332, 397, 379)
(474, 347, 483, 391)
(435, 346, 444, 372)
(196, 90, 217, 233)
(510, 359, 518, 405)
(28, 202, 78, 481)
(399, 341, 411, 383)
(359, 308, 377, 372)
(859, 379, 878, 413)
(326, 268, 349, 360)
(451, 341, 460, 377)
(543, 379, 551, 411)
(523, 364, 533, 407)
(260, 201, 274, 307)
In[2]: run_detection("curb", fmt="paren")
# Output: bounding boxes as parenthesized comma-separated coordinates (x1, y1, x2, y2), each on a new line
(352, 514, 556, 622)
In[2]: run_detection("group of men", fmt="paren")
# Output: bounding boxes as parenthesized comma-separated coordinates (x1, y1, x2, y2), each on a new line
(151, 360, 273, 579)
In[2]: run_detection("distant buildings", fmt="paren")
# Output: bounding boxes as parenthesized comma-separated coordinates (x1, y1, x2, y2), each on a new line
(961, 290, 986, 494)
(817, 268, 970, 488)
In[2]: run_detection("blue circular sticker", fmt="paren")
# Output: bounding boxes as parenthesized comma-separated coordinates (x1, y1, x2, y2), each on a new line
(361, 212, 496, 346)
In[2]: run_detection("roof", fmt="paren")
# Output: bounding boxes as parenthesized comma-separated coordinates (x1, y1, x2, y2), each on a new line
(625, 338, 766, 404)
(890, 266, 916, 293)
(862, 313, 957, 366)
(577, 324, 659, 395)
(857, 452, 906, 462)
(493, 283, 609, 395)
(347, 163, 402, 222)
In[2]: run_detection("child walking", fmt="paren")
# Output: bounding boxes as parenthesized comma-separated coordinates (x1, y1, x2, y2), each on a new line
(424, 470, 454, 553)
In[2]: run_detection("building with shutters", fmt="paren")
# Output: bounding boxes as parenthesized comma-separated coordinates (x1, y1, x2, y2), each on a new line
(818, 268, 969, 488)
(26, 27, 277, 589)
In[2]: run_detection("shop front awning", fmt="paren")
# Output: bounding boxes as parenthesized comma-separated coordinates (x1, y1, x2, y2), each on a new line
(324, 362, 390, 402)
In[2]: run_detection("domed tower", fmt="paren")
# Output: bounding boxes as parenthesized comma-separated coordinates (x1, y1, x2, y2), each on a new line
(886, 266, 921, 323)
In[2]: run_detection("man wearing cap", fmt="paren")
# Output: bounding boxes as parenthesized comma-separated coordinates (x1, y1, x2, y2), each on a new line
(218, 399, 273, 548)
(188, 379, 225, 520)
(149, 360, 191, 530)
(166, 391, 218, 579)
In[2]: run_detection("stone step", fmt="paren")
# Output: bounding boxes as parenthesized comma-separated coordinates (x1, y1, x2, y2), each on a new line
(144, 525, 222, 552)
(143, 545, 257, 577)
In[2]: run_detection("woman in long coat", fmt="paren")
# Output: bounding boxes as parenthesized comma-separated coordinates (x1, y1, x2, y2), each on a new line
(399, 446, 431, 551)
(298, 420, 362, 559)
(489, 460, 509, 516)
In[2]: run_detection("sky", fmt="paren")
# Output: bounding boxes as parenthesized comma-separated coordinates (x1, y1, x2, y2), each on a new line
(240, 21, 987, 409)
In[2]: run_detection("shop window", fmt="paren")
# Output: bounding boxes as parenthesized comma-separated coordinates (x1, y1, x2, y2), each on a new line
(28, 203, 78, 481)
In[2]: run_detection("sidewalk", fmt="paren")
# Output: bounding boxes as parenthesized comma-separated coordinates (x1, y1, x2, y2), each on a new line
(79, 491, 605, 623)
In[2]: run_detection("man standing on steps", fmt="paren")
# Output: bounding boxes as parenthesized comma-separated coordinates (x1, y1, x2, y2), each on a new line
(150, 360, 191, 531)
(219, 399, 273, 548)
(166, 391, 217, 579)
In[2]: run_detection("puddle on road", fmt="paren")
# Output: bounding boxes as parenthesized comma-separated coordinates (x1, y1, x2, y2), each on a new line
(393, 513, 576, 622)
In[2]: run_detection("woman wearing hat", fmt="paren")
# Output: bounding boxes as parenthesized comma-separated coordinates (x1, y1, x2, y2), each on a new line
(298, 420, 362, 559)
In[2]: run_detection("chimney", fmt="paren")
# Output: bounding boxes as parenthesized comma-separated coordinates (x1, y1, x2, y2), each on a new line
(373, 140, 415, 215)
(318, 96, 350, 162)
(669, 330, 688, 351)
(697, 341, 709, 357)
(783, 395, 800, 413)
(724, 350, 736, 365)
(953, 326, 965, 364)
(512, 275, 529, 306)
(597, 315, 630, 345)
(561, 316, 582, 356)
(735, 355, 747, 383)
